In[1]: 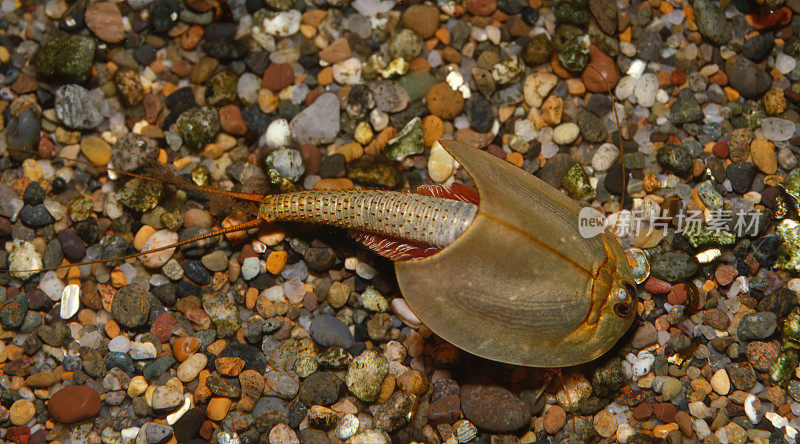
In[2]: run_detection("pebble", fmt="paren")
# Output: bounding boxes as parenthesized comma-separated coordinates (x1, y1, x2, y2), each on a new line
(55, 84, 103, 129)
(48, 386, 101, 423)
(111, 284, 152, 329)
(346, 350, 388, 402)
(289, 92, 340, 145)
(460, 384, 530, 432)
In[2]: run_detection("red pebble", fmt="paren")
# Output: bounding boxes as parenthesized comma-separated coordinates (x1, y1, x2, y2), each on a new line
(466, 0, 496, 16)
(150, 312, 175, 343)
(262, 63, 294, 91)
(667, 283, 688, 305)
(712, 141, 729, 159)
(643, 277, 671, 295)
(670, 69, 687, 86)
(714, 264, 738, 286)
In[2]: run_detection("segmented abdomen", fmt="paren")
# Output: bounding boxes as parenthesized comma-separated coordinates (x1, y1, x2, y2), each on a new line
(258, 190, 477, 248)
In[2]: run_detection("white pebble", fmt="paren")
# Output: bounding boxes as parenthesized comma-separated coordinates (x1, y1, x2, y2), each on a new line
(39, 271, 65, 300)
(241, 257, 261, 280)
(261, 285, 285, 302)
(634, 73, 658, 107)
(265, 119, 292, 149)
(332, 58, 362, 85)
(370, 109, 389, 131)
(129, 341, 158, 360)
(141, 230, 178, 268)
(760, 117, 796, 142)
(775, 52, 797, 74)
(8, 240, 42, 281)
(626, 60, 646, 78)
(355, 262, 377, 280)
(552, 122, 579, 145)
(428, 142, 456, 183)
(591, 143, 619, 172)
(121, 428, 140, 442)
(744, 394, 762, 424)
(540, 141, 558, 158)
(60, 284, 80, 319)
(261, 10, 301, 36)
(108, 336, 131, 354)
(616, 424, 635, 443)
(614, 76, 636, 101)
(391, 298, 421, 327)
(334, 414, 359, 440)
(166, 394, 193, 425)
(632, 350, 655, 377)
(788, 278, 800, 294)
(237, 73, 260, 105)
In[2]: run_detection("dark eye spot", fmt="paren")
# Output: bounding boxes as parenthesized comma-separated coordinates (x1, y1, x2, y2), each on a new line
(614, 302, 632, 318)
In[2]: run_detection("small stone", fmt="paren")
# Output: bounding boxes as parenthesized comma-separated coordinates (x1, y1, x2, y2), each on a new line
(299, 372, 343, 406)
(310, 314, 354, 349)
(262, 63, 294, 91)
(266, 148, 305, 182)
(461, 384, 531, 433)
(84, 2, 124, 42)
(55, 84, 103, 129)
(523, 72, 558, 108)
(111, 284, 152, 330)
(289, 93, 340, 145)
(34, 35, 96, 83)
(553, 122, 580, 145)
(9, 399, 35, 426)
(401, 5, 438, 39)
(346, 350, 389, 402)
(111, 133, 159, 172)
(582, 45, 618, 92)
(426, 82, 464, 120)
(737, 312, 777, 341)
(48, 386, 101, 423)
(152, 386, 183, 411)
(385, 117, 423, 161)
(693, 0, 731, 45)
(80, 136, 112, 166)
(751, 139, 777, 175)
(177, 107, 221, 150)
(710, 369, 730, 395)
(725, 55, 771, 100)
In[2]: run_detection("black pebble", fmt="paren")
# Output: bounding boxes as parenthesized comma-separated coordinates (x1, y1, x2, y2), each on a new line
(319, 154, 346, 178)
(19, 204, 54, 228)
(22, 182, 44, 205)
(182, 259, 212, 285)
(58, 229, 86, 261)
(133, 44, 157, 66)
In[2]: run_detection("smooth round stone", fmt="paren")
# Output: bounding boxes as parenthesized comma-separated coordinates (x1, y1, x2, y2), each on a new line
(59, 284, 80, 319)
(460, 384, 531, 432)
(108, 335, 131, 353)
(591, 143, 619, 172)
(237, 73, 260, 105)
(141, 230, 179, 268)
(552, 122, 579, 145)
(201, 250, 229, 272)
(111, 284, 152, 329)
(10, 399, 35, 425)
(177, 353, 207, 382)
(49, 385, 101, 423)
(80, 136, 112, 166)
(241, 257, 261, 280)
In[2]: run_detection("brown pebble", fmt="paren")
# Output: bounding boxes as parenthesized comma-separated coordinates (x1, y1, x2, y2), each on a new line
(262, 63, 294, 91)
(402, 5, 439, 39)
(48, 385, 101, 424)
(543, 405, 566, 434)
(703, 308, 731, 330)
(219, 105, 247, 136)
(299, 144, 321, 175)
(653, 402, 677, 423)
(632, 402, 653, 421)
(319, 37, 352, 64)
(582, 45, 619, 92)
(466, 0, 497, 16)
(426, 83, 464, 120)
(84, 2, 124, 43)
(714, 264, 738, 286)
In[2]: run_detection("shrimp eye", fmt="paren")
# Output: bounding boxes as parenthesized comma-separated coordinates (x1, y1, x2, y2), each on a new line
(613, 302, 632, 318)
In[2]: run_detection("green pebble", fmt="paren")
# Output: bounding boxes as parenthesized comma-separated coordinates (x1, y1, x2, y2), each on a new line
(683, 225, 736, 248)
(399, 71, 436, 102)
(117, 178, 163, 212)
(385, 117, 423, 161)
(34, 35, 96, 83)
(177, 107, 221, 150)
(205, 70, 239, 106)
(558, 36, 591, 72)
(562, 163, 595, 201)
(776, 219, 800, 273)
(346, 350, 389, 402)
(523, 34, 553, 66)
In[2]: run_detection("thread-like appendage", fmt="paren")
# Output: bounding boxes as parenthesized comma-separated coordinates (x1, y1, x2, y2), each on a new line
(258, 190, 477, 248)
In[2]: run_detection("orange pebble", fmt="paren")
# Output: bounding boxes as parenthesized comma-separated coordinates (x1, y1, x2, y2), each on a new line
(266, 250, 288, 274)
(724, 86, 740, 102)
(134, 225, 157, 251)
(506, 152, 524, 168)
(173, 336, 202, 362)
(105, 320, 120, 338)
(318, 66, 334, 86)
(435, 28, 450, 46)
